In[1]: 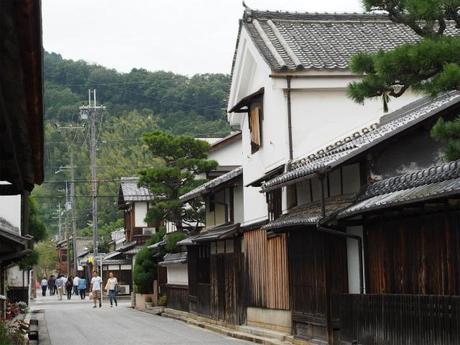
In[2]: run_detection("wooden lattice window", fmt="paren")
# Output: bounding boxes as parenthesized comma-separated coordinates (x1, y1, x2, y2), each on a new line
(267, 189, 282, 221)
(197, 245, 210, 284)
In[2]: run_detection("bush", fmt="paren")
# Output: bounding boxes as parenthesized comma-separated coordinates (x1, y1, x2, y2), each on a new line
(133, 247, 156, 294)
(165, 232, 187, 253)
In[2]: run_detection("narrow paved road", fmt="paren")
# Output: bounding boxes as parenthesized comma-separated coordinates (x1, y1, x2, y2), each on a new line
(32, 294, 251, 345)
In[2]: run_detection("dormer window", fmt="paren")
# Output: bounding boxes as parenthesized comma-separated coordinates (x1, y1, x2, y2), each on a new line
(249, 100, 263, 153)
(228, 87, 264, 154)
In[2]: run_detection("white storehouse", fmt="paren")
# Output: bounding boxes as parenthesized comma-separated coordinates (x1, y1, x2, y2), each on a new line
(227, 9, 420, 227)
(225, 8, 424, 334)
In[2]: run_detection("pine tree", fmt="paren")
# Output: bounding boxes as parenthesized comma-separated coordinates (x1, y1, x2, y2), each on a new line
(139, 131, 217, 232)
(347, 0, 460, 158)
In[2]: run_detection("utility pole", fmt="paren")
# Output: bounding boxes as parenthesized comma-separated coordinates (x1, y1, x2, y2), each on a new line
(70, 151, 78, 276)
(65, 181, 71, 275)
(57, 202, 62, 240)
(80, 90, 105, 262)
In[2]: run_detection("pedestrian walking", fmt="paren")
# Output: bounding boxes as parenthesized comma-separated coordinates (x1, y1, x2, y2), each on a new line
(66, 276, 73, 300)
(78, 275, 87, 300)
(55, 275, 65, 300)
(40, 277, 48, 297)
(90, 271, 102, 308)
(48, 275, 56, 296)
(105, 272, 118, 307)
(73, 275, 80, 295)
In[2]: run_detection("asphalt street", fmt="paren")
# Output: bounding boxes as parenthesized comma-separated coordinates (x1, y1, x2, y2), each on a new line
(32, 293, 252, 345)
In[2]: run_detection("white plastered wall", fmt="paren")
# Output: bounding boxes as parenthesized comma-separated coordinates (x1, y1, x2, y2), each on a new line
(134, 202, 148, 227)
(209, 138, 243, 167)
(166, 264, 188, 286)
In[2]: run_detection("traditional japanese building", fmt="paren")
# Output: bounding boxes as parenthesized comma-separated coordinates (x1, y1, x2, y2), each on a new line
(260, 92, 460, 344)
(0, 0, 44, 310)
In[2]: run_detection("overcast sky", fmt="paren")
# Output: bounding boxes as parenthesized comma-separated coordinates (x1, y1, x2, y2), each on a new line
(42, 0, 363, 76)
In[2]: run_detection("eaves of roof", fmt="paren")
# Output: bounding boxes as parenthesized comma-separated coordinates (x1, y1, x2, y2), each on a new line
(339, 159, 460, 218)
(180, 167, 243, 203)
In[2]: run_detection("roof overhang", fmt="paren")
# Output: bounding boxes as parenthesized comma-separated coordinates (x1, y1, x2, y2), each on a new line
(0, 0, 44, 192)
(180, 167, 243, 203)
(178, 223, 241, 245)
(246, 164, 284, 187)
(228, 87, 264, 113)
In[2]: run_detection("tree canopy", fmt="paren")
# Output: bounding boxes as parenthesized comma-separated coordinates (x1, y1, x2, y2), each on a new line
(139, 131, 217, 231)
(348, 0, 460, 160)
(347, 0, 460, 111)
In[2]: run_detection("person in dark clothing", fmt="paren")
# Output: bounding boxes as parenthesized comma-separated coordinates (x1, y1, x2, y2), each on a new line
(65, 276, 73, 300)
(48, 275, 56, 296)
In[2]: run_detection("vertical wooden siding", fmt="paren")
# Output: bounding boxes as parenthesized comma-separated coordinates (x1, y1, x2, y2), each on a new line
(366, 211, 460, 295)
(244, 229, 289, 310)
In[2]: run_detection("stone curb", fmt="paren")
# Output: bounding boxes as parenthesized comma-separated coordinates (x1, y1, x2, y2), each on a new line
(160, 310, 292, 345)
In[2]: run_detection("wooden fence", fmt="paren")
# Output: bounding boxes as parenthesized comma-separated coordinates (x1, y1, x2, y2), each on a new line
(334, 294, 460, 345)
(166, 284, 189, 312)
(190, 283, 211, 316)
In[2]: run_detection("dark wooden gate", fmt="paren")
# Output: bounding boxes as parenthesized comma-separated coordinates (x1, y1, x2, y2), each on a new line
(188, 245, 211, 316)
(210, 238, 245, 325)
(334, 294, 460, 345)
(288, 227, 348, 342)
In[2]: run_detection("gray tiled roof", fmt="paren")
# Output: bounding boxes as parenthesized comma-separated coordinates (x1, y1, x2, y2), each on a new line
(119, 177, 154, 203)
(124, 246, 142, 255)
(178, 223, 240, 245)
(339, 159, 460, 218)
(242, 10, 459, 72)
(180, 167, 243, 202)
(263, 199, 351, 231)
(159, 252, 187, 266)
(262, 92, 460, 192)
(0, 217, 27, 245)
(103, 251, 121, 260)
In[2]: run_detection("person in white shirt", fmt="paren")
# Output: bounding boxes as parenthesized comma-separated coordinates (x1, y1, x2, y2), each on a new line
(90, 271, 103, 308)
(40, 277, 48, 297)
(72, 276, 80, 295)
(105, 272, 118, 307)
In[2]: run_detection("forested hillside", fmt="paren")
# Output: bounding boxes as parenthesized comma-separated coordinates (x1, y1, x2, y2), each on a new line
(35, 52, 231, 244)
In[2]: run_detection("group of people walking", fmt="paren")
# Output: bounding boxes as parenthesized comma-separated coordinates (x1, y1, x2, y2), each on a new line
(40, 274, 87, 300)
(40, 271, 119, 307)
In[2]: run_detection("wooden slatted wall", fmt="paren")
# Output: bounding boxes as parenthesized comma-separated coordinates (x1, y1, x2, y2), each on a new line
(366, 211, 460, 295)
(244, 229, 289, 310)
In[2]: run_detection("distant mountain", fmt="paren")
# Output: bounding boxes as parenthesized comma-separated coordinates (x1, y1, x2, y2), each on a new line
(44, 51, 231, 137)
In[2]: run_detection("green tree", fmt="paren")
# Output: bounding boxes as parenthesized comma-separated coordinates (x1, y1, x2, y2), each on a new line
(29, 197, 47, 242)
(34, 240, 58, 278)
(133, 247, 156, 293)
(347, 0, 460, 157)
(139, 131, 217, 232)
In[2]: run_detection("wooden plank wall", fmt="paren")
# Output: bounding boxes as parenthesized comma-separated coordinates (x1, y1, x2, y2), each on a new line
(335, 293, 460, 345)
(210, 242, 245, 324)
(166, 284, 189, 312)
(244, 229, 289, 310)
(188, 246, 212, 316)
(366, 210, 460, 295)
(288, 228, 348, 341)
